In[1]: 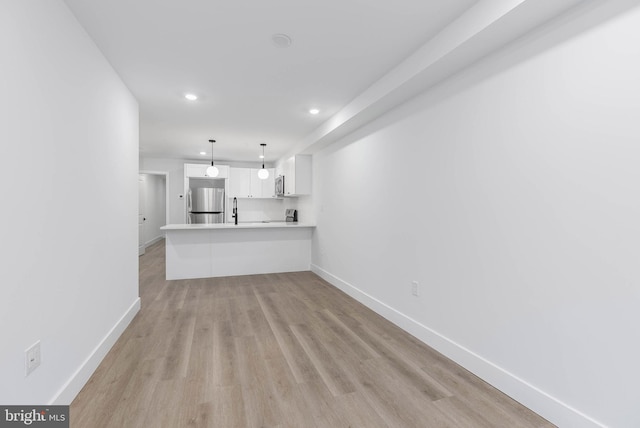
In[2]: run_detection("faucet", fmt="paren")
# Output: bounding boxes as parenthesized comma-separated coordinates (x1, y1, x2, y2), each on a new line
(232, 197, 238, 225)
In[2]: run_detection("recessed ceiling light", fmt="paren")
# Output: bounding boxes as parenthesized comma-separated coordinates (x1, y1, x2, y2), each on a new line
(272, 33, 292, 48)
(259, 155, 265, 159)
(185, 93, 198, 101)
(199, 151, 206, 155)
(309, 108, 320, 115)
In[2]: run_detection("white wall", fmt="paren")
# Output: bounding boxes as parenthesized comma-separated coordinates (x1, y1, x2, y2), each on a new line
(140, 174, 166, 245)
(0, 0, 139, 404)
(140, 157, 186, 224)
(311, 3, 640, 428)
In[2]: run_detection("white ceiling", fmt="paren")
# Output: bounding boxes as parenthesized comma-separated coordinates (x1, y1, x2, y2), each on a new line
(62, 0, 478, 163)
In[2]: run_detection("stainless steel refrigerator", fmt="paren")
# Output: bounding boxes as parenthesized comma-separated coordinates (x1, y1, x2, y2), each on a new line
(187, 187, 225, 224)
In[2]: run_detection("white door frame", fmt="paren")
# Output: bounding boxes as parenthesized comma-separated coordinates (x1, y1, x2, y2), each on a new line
(139, 169, 170, 244)
(138, 175, 146, 256)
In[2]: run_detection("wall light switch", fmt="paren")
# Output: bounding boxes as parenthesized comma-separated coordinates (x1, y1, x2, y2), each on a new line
(25, 341, 41, 376)
(411, 281, 419, 297)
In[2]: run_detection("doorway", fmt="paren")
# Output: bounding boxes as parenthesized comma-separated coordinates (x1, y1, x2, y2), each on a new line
(138, 171, 169, 255)
(138, 175, 146, 255)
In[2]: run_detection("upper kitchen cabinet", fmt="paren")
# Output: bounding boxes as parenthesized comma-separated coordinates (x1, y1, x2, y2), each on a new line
(185, 163, 229, 179)
(254, 168, 276, 198)
(229, 167, 275, 198)
(229, 167, 251, 198)
(282, 155, 311, 196)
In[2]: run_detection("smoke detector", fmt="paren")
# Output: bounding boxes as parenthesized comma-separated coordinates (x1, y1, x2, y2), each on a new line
(272, 33, 292, 48)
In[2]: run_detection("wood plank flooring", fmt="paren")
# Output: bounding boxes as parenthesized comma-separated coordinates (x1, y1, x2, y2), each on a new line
(70, 240, 554, 427)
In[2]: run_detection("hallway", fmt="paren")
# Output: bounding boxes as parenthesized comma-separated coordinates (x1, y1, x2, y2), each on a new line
(70, 240, 552, 427)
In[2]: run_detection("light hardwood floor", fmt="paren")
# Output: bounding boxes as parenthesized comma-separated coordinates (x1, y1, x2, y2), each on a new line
(71, 239, 554, 427)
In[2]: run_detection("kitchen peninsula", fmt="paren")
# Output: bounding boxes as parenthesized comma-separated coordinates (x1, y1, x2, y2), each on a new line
(160, 222, 315, 280)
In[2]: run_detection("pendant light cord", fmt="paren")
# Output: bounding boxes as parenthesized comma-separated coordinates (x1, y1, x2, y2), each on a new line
(209, 139, 216, 167)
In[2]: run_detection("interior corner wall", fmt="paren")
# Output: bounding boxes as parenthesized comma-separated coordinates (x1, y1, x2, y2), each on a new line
(310, 3, 640, 427)
(0, 0, 139, 404)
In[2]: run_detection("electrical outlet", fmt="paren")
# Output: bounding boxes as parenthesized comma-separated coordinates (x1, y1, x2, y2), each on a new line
(411, 281, 419, 297)
(25, 341, 41, 376)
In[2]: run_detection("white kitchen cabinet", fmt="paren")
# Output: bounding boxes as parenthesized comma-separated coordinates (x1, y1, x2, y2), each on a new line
(229, 167, 276, 198)
(283, 157, 293, 189)
(229, 167, 251, 198)
(185, 163, 229, 179)
(260, 169, 276, 198)
(282, 155, 311, 196)
(249, 169, 262, 198)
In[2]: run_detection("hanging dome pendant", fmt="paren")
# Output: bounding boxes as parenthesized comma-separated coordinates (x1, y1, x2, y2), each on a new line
(206, 139, 219, 177)
(258, 143, 269, 180)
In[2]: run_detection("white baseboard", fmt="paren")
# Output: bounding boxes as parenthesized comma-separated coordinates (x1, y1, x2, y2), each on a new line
(310, 264, 605, 428)
(49, 298, 141, 405)
(144, 235, 165, 248)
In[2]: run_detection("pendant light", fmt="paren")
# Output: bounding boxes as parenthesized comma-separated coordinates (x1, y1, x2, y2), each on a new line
(258, 143, 269, 180)
(206, 139, 219, 177)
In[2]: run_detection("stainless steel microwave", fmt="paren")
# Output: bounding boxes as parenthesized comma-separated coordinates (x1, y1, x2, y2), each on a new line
(275, 175, 285, 197)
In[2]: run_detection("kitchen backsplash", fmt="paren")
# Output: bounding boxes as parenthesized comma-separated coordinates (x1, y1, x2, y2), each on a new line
(226, 198, 284, 223)
(283, 195, 313, 223)
(225, 195, 314, 223)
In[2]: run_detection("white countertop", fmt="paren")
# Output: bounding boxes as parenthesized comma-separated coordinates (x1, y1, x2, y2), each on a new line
(161, 222, 315, 231)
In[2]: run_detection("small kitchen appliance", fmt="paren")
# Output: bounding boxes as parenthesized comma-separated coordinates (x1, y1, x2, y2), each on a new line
(285, 209, 298, 222)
